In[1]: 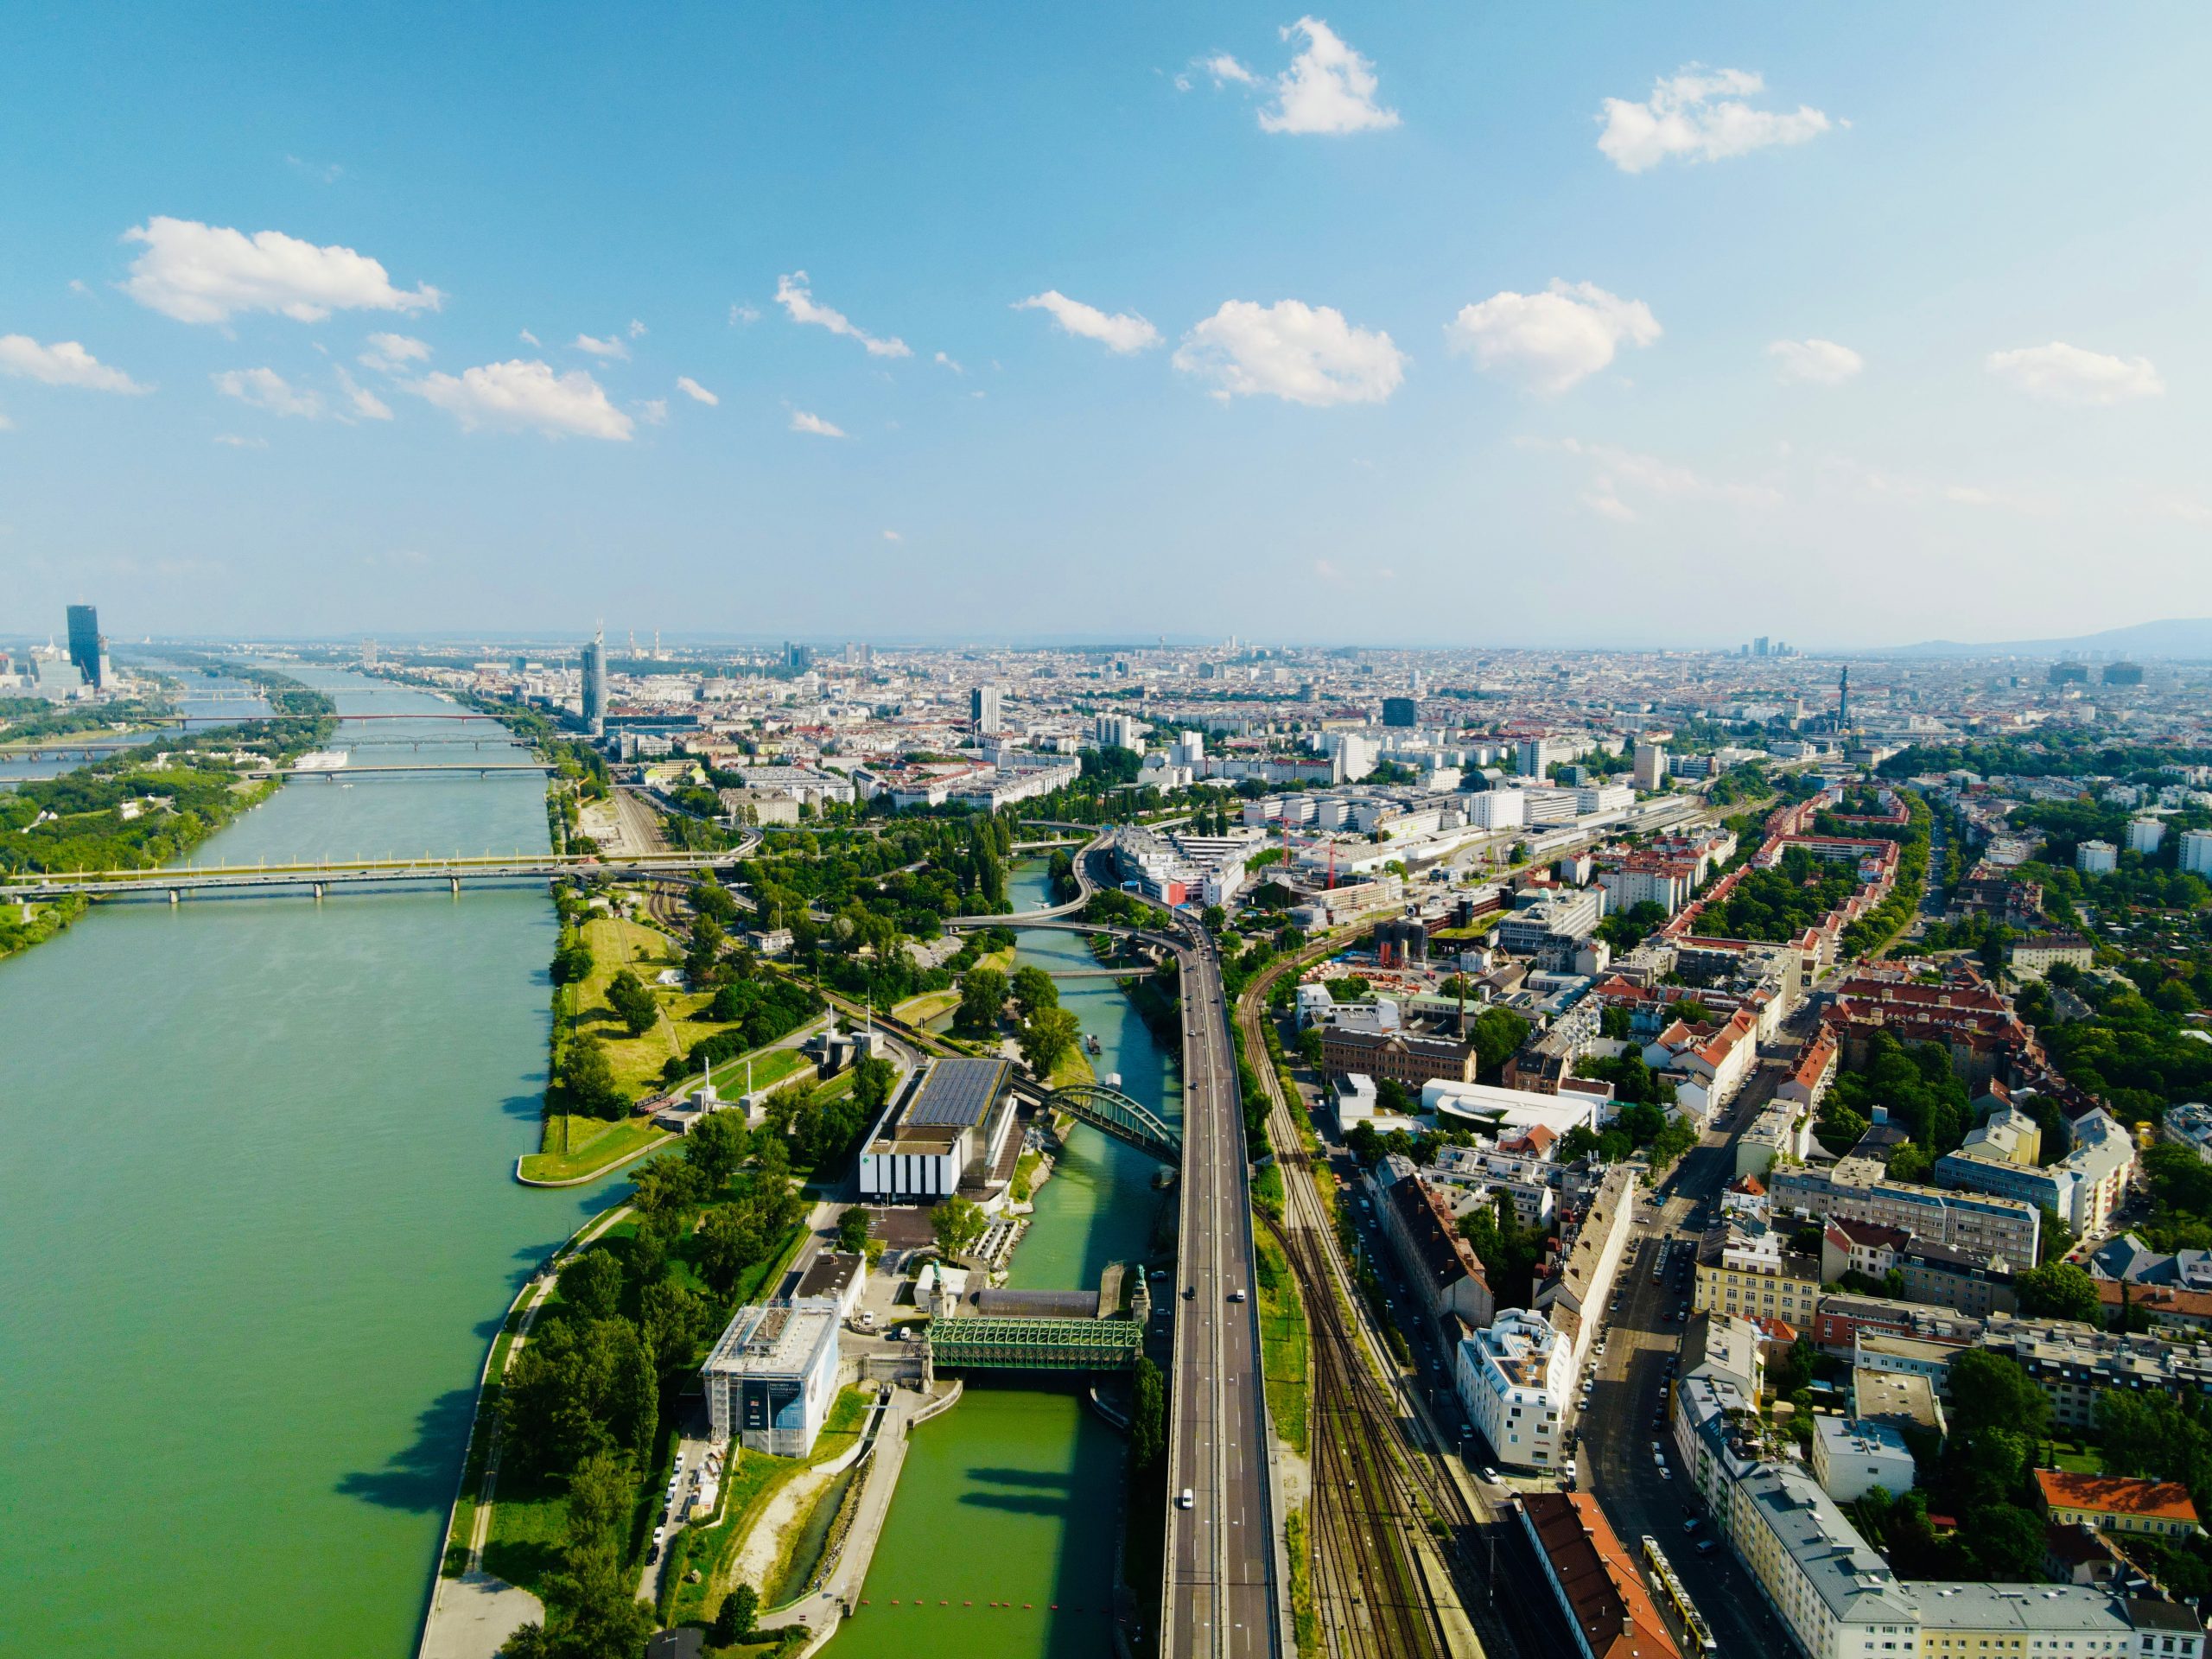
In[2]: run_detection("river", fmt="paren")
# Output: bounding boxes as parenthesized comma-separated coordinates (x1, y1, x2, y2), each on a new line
(0, 667, 618, 1659)
(822, 855, 1179, 1659)
(0, 665, 270, 785)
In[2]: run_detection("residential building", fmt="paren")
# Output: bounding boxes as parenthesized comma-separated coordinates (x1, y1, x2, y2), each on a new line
(1767, 1166, 2042, 1266)
(1934, 1107, 2133, 1235)
(2163, 1102, 2212, 1164)
(2181, 828, 2212, 878)
(1810, 1418, 1916, 1504)
(1320, 1026, 1477, 1089)
(1380, 1172, 1495, 1335)
(2006, 931, 2096, 979)
(1092, 713, 1145, 752)
(970, 683, 1004, 735)
(2034, 1470, 2202, 1541)
(702, 1296, 842, 1457)
(1732, 1463, 1918, 1659)
(1852, 1369, 1948, 1440)
(1456, 1307, 1571, 1470)
(1980, 1314, 2212, 1433)
(1516, 1491, 1683, 1659)
(1821, 1217, 1908, 1285)
(1694, 1222, 1821, 1330)
(1896, 1241, 2018, 1318)
(1776, 1027, 1839, 1109)
(2126, 817, 2167, 856)
(1633, 741, 1668, 791)
(2076, 839, 2119, 875)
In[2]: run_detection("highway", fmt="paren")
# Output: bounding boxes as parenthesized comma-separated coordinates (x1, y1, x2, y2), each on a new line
(1162, 921, 1281, 1659)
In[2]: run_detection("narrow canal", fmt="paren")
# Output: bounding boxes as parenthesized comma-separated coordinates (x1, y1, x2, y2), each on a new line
(822, 856, 1179, 1659)
(0, 668, 619, 1659)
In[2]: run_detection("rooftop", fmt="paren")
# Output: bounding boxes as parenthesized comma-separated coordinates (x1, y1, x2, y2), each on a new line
(907, 1057, 1013, 1128)
(2033, 1469, 2201, 1527)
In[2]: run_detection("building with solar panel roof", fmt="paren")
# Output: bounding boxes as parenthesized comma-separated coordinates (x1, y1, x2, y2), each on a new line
(857, 1056, 1022, 1203)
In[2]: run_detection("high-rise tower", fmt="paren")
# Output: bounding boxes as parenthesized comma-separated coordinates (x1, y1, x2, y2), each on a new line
(66, 604, 104, 690)
(581, 626, 608, 738)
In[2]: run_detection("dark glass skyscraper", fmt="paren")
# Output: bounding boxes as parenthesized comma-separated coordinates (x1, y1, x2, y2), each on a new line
(580, 628, 607, 737)
(66, 604, 103, 689)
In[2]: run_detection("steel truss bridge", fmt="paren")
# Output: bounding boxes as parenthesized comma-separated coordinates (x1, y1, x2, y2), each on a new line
(924, 1316, 1144, 1372)
(1041, 1082, 1181, 1163)
(3, 850, 745, 904)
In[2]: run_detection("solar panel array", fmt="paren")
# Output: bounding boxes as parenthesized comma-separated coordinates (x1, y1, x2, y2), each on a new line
(907, 1057, 1009, 1128)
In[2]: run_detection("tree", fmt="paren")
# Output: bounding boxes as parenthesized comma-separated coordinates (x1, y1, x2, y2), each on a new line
(932, 1194, 988, 1260)
(1129, 1355, 1166, 1472)
(691, 880, 738, 925)
(552, 936, 595, 987)
(1296, 1026, 1325, 1068)
(837, 1205, 872, 1255)
(561, 1249, 626, 1323)
(954, 967, 1007, 1037)
(557, 1034, 627, 1121)
(683, 1111, 748, 1192)
(696, 1203, 770, 1297)
(685, 916, 728, 987)
(1010, 964, 1058, 1021)
(852, 1054, 896, 1112)
(605, 969, 659, 1039)
(2016, 1260, 2103, 1324)
(1020, 1006, 1082, 1078)
(712, 1583, 760, 1646)
(1886, 1141, 1935, 1184)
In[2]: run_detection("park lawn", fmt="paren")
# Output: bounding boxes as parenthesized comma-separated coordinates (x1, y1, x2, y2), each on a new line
(705, 1042, 812, 1097)
(1046, 1043, 1096, 1090)
(481, 1465, 569, 1595)
(576, 915, 750, 1097)
(893, 987, 960, 1024)
(1255, 1226, 1310, 1456)
(670, 1388, 874, 1628)
(522, 1115, 672, 1183)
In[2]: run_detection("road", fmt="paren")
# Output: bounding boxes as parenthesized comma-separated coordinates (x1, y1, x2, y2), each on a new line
(1578, 1046, 1808, 1659)
(1163, 924, 1280, 1659)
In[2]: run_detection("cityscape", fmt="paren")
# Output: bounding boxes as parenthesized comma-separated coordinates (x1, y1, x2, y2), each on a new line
(9, 10, 2212, 1659)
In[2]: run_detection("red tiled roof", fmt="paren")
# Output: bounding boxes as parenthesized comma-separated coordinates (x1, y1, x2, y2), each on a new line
(2035, 1471, 2200, 1526)
(1522, 1491, 1682, 1659)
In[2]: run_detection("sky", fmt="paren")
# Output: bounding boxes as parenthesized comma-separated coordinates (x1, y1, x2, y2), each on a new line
(2, 3, 2209, 649)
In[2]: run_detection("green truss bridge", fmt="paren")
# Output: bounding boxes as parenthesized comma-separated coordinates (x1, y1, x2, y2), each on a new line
(925, 1316, 1144, 1373)
(1040, 1083, 1180, 1163)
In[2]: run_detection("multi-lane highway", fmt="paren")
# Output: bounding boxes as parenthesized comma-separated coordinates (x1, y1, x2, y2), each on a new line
(1163, 926, 1281, 1659)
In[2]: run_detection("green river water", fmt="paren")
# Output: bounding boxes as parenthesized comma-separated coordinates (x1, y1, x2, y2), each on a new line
(820, 859, 1180, 1659)
(0, 712, 1176, 1659)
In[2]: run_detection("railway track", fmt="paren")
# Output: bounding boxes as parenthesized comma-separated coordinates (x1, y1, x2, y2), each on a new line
(1237, 931, 1560, 1659)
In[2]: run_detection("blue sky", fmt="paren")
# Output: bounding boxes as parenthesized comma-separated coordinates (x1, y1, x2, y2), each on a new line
(3, 3, 2207, 647)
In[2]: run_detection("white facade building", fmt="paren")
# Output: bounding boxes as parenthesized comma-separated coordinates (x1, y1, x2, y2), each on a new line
(2126, 817, 2166, 855)
(1810, 1418, 1916, 1503)
(1455, 1308, 1572, 1471)
(2183, 828, 2212, 877)
(702, 1296, 842, 1457)
(2077, 838, 2119, 875)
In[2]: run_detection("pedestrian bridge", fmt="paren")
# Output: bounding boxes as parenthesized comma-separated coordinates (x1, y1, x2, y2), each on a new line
(1042, 1083, 1181, 1163)
(925, 1316, 1143, 1373)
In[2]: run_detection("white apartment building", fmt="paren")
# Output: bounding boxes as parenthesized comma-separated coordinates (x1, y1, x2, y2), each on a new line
(1633, 741, 1668, 791)
(2077, 839, 2119, 874)
(1810, 1418, 1916, 1504)
(2126, 817, 2166, 855)
(2183, 828, 2212, 877)
(1455, 1307, 1572, 1471)
(1463, 789, 1527, 830)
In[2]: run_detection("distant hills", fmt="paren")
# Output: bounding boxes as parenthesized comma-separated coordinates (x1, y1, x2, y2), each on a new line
(1882, 617, 2212, 660)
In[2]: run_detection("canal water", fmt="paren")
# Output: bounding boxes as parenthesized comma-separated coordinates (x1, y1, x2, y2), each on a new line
(823, 857, 1179, 1659)
(0, 667, 618, 1659)
(0, 665, 270, 785)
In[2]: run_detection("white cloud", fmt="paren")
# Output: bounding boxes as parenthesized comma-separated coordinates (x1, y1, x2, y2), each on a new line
(1598, 67, 1830, 173)
(0, 334, 151, 394)
(729, 303, 759, 326)
(1014, 290, 1163, 355)
(213, 432, 267, 448)
(518, 328, 542, 347)
(359, 332, 431, 372)
(636, 398, 668, 426)
(1445, 281, 1660, 393)
(68, 278, 92, 296)
(1986, 341, 2163, 406)
(882, 529, 903, 542)
(628, 319, 647, 339)
(285, 155, 344, 185)
(789, 410, 847, 437)
(1584, 487, 1638, 523)
(574, 332, 630, 361)
(410, 359, 633, 441)
(1238, 18, 1401, 135)
(1768, 338, 1863, 385)
(1173, 299, 1403, 406)
(675, 376, 719, 406)
(335, 365, 392, 421)
(122, 216, 442, 324)
(935, 351, 965, 373)
(774, 272, 910, 358)
(213, 366, 323, 418)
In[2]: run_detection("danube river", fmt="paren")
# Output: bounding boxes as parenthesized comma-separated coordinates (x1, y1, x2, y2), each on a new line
(0, 669, 616, 1658)
(822, 857, 1180, 1659)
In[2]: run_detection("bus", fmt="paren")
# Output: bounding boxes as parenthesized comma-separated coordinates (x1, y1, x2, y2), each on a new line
(1640, 1535, 1719, 1656)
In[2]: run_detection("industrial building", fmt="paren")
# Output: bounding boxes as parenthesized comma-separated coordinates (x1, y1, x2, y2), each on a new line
(856, 1057, 1021, 1203)
(701, 1296, 842, 1458)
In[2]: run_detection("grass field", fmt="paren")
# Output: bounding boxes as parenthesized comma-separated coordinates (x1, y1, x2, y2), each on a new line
(891, 945, 1014, 1026)
(1254, 1225, 1310, 1456)
(575, 915, 747, 1097)
(705, 1042, 812, 1097)
(521, 1115, 672, 1184)
(671, 1387, 874, 1628)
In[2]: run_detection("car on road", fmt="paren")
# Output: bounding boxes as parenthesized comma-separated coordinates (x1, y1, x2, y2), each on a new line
(1695, 1538, 1719, 1554)
(1178, 1489, 1195, 1510)
(1480, 1465, 1500, 1484)
(1185, 1286, 1196, 1299)
(1229, 1287, 1247, 1302)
